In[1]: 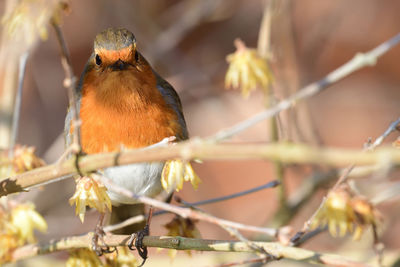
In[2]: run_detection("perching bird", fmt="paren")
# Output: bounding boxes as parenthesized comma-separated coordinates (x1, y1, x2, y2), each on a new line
(65, 27, 188, 263)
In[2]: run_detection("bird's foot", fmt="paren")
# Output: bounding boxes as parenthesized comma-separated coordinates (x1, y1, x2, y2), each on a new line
(92, 224, 116, 256)
(128, 224, 149, 267)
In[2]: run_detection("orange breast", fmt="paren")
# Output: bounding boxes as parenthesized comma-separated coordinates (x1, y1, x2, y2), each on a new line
(78, 68, 182, 154)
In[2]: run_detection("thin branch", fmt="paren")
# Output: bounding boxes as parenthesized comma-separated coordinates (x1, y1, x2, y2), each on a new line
(211, 256, 269, 267)
(147, 0, 220, 60)
(51, 20, 81, 149)
(179, 180, 280, 206)
(211, 32, 400, 141)
(11, 234, 371, 267)
(265, 170, 336, 229)
(366, 117, 400, 150)
(290, 116, 400, 244)
(9, 51, 29, 155)
(106, 181, 279, 232)
(4, 141, 400, 197)
(287, 170, 337, 212)
(290, 165, 354, 245)
(257, 0, 274, 58)
(98, 174, 277, 237)
(332, 117, 400, 186)
(175, 195, 276, 260)
(219, 225, 276, 262)
(103, 214, 145, 233)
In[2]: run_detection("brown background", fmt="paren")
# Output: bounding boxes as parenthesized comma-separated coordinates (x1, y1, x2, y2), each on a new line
(2, 0, 400, 266)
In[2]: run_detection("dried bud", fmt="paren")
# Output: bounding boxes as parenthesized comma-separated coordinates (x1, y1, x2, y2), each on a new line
(164, 216, 201, 259)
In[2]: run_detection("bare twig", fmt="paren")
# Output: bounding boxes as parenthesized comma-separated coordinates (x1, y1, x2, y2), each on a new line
(176, 196, 276, 261)
(287, 170, 337, 212)
(290, 165, 355, 245)
(220, 225, 276, 262)
(98, 174, 278, 237)
(106, 180, 279, 232)
(334, 117, 400, 186)
(9, 51, 29, 156)
(291, 116, 400, 244)
(334, 117, 400, 185)
(11, 234, 371, 267)
(180, 180, 280, 206)
(147, 0, 221, 60)
(257, 0, 274, 58)
(211, 256, 269, 267)
(4, 141, 400, 197)
(51, 20, 81, 149)
(211, 32, 400, 141)
(366, 117, 400, 150)
(291, 226, 327, 247)
(103, 214, 145, 233)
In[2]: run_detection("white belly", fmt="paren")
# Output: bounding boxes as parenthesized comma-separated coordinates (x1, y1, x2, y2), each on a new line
(104, 162, 165, 205)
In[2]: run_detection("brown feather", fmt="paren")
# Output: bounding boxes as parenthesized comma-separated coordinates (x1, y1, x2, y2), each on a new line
(78, 52, 183, 154)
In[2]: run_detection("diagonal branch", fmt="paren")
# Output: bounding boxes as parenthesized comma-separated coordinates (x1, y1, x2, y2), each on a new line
(210, 32, 400, 141)
(290, 117, 400, 244)
(98, 174, 278, 237)
(104, 180, 280, 232)
(366, 117, 400, 150)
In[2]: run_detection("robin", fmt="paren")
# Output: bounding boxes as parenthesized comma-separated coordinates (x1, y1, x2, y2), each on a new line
(65, 28, 188, 263)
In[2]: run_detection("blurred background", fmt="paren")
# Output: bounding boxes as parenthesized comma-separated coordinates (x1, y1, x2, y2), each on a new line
(2, 0, 400, 266)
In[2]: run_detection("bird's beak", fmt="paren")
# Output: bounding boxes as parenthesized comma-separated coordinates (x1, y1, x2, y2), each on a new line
(109, 59, 129, 71)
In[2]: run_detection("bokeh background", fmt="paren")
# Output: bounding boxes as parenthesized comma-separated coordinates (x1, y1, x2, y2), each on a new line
(2, 0, 400, 266)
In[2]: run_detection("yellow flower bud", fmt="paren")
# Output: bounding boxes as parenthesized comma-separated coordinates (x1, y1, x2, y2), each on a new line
(225, 39, 273, 98)
(69, 175, 112, 222)
(161, 160, 201, 192)
(9, 203, 47, 244)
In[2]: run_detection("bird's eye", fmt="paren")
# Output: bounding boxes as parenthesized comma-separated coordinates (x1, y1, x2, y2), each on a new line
(95, 54, 102, 65)
(134, 51, 139, 62)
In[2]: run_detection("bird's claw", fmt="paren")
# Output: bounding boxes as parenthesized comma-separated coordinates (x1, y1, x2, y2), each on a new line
(128, 225, 149, 267)
(92, 225, 116, 256)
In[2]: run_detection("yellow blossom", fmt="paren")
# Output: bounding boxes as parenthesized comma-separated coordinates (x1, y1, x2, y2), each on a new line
(0, 145, 45, 179)
(69, 175, 112, 222)
(2, 0, 69, 47)
(161, 160, 201, 192)
(9, 202, 47, 244)
(105, 247, 139, 267)
(225, 38, 273, 98)
(311, 187, 380, 240)
(66, 248, 103, 267)
(350, 196, 381, 240)
(0, 233, 18, 263)
(164, 216, 201, 259)
(12, 145, 45, 173)
(0, 202, 47, 264)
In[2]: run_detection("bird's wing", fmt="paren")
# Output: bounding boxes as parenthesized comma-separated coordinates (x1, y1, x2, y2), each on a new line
(64, 54, 95, 147)
(154, 71, 189, 140)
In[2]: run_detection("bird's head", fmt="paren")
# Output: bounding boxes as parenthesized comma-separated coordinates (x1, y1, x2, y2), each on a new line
(85, 28, 157, 108)
(92, 28, 144, 72)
